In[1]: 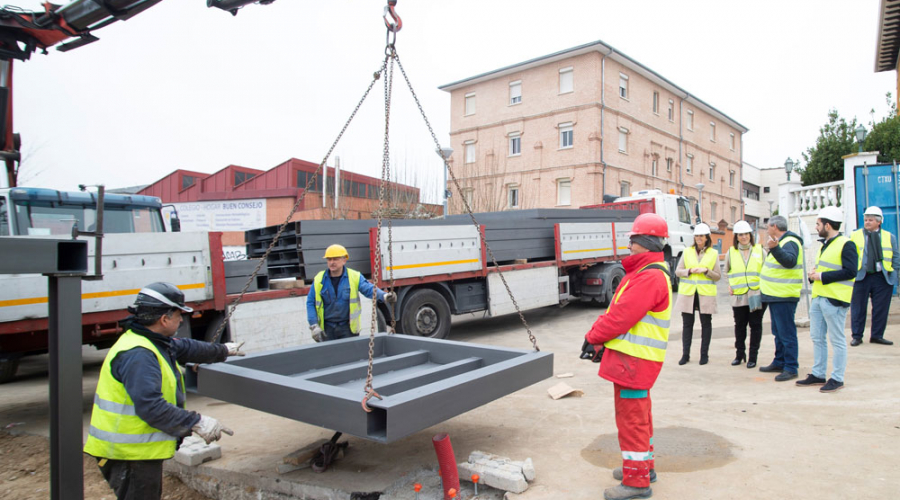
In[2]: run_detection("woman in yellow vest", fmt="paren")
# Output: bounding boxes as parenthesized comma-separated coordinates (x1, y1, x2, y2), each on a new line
(726, 220, 766, 368)
(675, 223, 721, 365)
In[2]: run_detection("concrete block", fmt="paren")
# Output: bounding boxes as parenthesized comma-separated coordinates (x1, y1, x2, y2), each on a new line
(174, 436, 222, 467)
(459, 450, 535, 494)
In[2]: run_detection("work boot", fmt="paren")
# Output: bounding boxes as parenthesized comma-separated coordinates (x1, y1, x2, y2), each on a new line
(603, 484, 653, 500)
(758, 363, 783, 373)
(678, 355, 690, 365)
(613, 467, 657, 483)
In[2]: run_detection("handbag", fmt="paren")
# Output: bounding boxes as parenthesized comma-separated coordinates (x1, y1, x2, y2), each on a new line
(748, 292, 763, 312)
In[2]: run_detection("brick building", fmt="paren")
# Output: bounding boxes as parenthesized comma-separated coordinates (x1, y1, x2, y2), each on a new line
(439, 40, 747, 226)
(139, 158, 436, 253)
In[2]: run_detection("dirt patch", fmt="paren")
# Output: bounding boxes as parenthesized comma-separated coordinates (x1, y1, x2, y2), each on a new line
(0, 431, 211, 500)
(580, 425, 738, 472)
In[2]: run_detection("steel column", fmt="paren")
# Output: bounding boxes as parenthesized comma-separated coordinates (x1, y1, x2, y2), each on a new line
(47, 275, 84, 500)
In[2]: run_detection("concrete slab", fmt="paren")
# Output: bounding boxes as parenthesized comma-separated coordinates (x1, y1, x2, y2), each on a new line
(2, 281, 900, 498)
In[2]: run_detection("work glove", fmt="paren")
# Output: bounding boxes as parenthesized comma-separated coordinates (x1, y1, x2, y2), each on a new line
(224, 341, 245, 357)
(310, 324, 325, 343)
(383, 291, 397, 304)
(192, 415, 233, 444)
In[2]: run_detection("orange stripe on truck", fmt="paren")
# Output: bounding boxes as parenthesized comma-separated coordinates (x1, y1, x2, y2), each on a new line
(386, 259, 480, 271)
(0, 283, 206, 308)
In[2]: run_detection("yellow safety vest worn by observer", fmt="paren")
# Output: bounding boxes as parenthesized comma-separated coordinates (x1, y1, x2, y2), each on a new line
(83, 330, 183, 460)
(604, 262, 672, 362)
(812, 235, 856, 303)
(850, 229, 894, 273)
(760, 235, 804, 298)
(728, 244, 764, 295)
(314, 269, 362, 333)
(678, 246, 718, 297)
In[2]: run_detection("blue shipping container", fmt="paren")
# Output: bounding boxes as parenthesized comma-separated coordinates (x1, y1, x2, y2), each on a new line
(854, 163, 900, 238)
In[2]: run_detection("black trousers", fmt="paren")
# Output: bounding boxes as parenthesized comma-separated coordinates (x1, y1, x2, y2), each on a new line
(682, 312, 712, 358)
(850, 273, 894, 340)
(98, 458, 164, 500)
(732, 304, 767, 361)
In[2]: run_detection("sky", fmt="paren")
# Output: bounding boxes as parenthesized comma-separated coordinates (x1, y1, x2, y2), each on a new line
(8, 0, 896, 203)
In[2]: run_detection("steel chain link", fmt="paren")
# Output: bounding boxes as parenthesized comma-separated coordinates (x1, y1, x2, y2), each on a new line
(394, 53, 540, 352)
(209, 58, 388, 345)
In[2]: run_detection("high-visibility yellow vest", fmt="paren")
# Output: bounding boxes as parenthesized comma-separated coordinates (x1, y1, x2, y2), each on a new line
(728, 244, 764, 295)
(678, 246, 718, 297)
(760, 235, 804, 298)
(314, 268, 362, 334)
(812, 235, 855, 302)
(604, 262, 672, 363)
(83, 330, 183, 460)
(850, 229, 894, 273)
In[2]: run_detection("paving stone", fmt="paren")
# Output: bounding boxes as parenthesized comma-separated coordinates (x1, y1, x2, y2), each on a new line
(174, 436, 222, 467)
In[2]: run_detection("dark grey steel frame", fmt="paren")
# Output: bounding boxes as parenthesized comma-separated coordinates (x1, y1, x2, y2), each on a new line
(198, 334, 553, 443)
(0, 238, 88, 500)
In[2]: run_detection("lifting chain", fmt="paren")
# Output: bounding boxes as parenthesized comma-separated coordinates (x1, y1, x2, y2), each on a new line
(208, 57, 389, 345)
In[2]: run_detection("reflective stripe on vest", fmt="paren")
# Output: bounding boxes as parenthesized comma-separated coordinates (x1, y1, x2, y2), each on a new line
(850, 229, 894, 273)
(812, 235, 855, 302)
(678, 246, 718, 297)
(604, 262, 672, 363)
(83, 330, 182, 461)
(314, 268, 363, 334)
(759, 236, 804, 298)
(728, 244, 764, 295)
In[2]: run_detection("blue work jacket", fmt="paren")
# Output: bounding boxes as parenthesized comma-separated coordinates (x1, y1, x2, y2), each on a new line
(306, 267, 383, 326)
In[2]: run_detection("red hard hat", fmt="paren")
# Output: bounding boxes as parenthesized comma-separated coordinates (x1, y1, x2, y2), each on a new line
(629, 213, 668, 238)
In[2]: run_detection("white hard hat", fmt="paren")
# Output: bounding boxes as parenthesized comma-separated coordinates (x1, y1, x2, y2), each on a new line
(693, 223, 711, 236)
(818, 206, 843, 223)
(733, 220, 753, 234)
(864, 206, 884, 218)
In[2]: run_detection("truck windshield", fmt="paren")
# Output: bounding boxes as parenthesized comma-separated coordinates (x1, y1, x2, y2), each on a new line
(677, 198, 692, 225)
(12, 201, 165, 236)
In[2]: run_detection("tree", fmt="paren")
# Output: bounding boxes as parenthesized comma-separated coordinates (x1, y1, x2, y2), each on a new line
(799, 110, 858, 186)
(864, 92, 900, 163)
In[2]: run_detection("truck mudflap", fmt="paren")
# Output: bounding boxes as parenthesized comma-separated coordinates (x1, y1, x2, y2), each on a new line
(197, 334, 553, 443)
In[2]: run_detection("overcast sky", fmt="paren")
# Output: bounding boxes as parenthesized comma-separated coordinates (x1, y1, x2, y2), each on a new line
(8, 0, 894, 202)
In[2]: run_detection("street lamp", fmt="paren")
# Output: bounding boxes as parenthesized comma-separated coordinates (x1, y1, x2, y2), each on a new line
(784, 157, 795, 182)
(694, 182, 705, 224)
(437, 147, 453, 216)
(855, 124, 867, 153)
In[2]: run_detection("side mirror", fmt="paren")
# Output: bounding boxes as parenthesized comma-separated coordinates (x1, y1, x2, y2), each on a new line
(170, 214, 181, 233)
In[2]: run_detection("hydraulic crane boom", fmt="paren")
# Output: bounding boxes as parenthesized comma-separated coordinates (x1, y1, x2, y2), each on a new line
(0, 0, 277, 187)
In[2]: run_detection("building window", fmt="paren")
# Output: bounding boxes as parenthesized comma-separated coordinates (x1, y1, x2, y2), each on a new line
(297, 170, 323, 192)
(557, 179, 571, 206)
(711, 201, 718, 221)
(464, 141, 476, 164)
(559, 122, 574, 149)
(181, 175, 196, 190)
(763, 187, 771, 193)
(618, 127, 628, 153)
(620, 181, 631, 197)
(465, 92, 476, 116)
(730, 133, 736, 150)
(234, 171, 255, 185)
(651, 157, 659, 177)
(709, 163, 716, 181)
(729, 170, 735, 187)
(509, 133, 521, 156)
(686, 154, 693, 174)
(667, 99, 674, 121)
(559, 67, 573, 94)
(619, 73, 629, 99)
(509, 81, 522, 105)
(666, 158, 673, 172)
(508, 185, 520, 209)
(462, 188, 474, 208)
(710, 122, 716, 142)
(652, 91, 659, 114)
(687, 110, 694, 130)
(731, 206, 737, 223)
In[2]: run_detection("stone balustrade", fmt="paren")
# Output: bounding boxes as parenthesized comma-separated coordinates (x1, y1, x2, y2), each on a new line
(788, 180, 843, 216)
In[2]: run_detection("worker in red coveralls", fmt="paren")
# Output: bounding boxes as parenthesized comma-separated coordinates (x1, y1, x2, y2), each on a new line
(585, 213, 672, 500)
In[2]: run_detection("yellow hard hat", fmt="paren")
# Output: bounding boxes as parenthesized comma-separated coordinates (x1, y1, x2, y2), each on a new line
(323, 244, 349, 259)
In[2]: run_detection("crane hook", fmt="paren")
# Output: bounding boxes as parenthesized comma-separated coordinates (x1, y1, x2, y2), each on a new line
(383, 0, 402, 48)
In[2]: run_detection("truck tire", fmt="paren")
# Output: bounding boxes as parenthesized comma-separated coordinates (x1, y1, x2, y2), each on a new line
(0, 356, 21, 384)
(601, 267, 626, 307)
(400, 289, 451, 339)
(668, 255, 681, 292)
(203, 313, 230, 344)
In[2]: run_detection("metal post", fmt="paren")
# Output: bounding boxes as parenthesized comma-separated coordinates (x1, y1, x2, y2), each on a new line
(894, 161, 899, 297)
(443, 162, 448, 217)
(94, 186, 104, 277)
(47, 274, 84, 500)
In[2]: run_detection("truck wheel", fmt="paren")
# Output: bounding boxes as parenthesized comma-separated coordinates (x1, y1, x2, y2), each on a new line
(203, 313, 230, 344)
(0, 356, 21, 384)
(601, 268, 625, 307)
(400, 289, 451, 339)
(668, 255, 681, 292)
